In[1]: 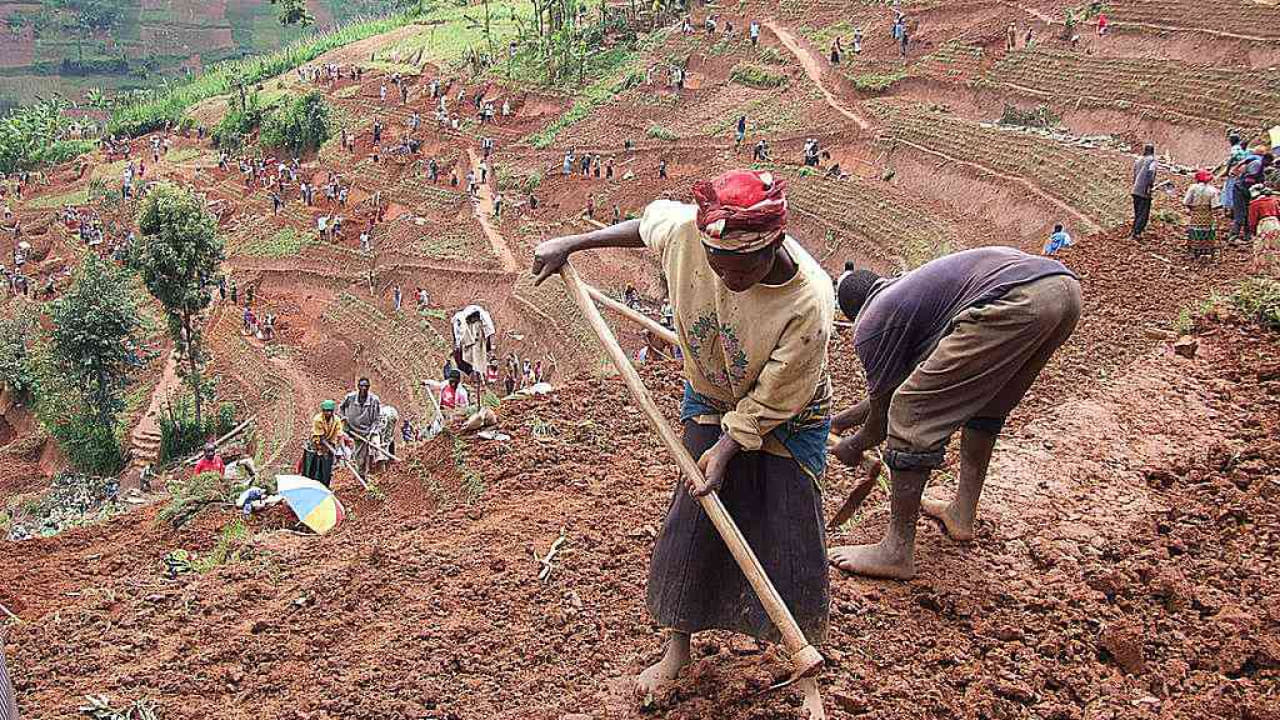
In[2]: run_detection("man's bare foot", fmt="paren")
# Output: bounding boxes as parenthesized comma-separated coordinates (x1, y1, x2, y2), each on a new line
(635, 635, 691, 706)
(921, 497, 976, 541)
(796, 677, 826, 719)
(828, 541, 915, 580)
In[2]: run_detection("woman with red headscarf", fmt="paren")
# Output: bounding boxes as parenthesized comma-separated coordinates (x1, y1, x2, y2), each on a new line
(1183, 168, 1221, 258)
(533, 169, 832, 717)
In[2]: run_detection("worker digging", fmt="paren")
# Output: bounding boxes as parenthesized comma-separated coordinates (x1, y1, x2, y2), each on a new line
(534, 169, 833, 717)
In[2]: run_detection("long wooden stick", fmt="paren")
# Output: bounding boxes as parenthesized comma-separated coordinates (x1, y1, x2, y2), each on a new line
(583, 283, 678, 346)
(183, 416, 256, 466)
(559, 264, 823, 680)
(324, 441, 370, 490)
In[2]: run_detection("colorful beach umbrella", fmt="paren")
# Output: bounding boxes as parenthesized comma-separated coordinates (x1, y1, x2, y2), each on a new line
(275, 475, 345, 535)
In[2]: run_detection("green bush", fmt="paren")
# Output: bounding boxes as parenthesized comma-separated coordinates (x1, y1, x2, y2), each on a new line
(159, 397, 236, 465)
(1231, 276, 1280, 330)
(160, 470, 230, 527)
(0, 304, 39, 400)
(646, 125, 678, 141)
(212, 94, 267, 150)
(49, 416, 124, 477)
(729, 63, 788, 89)
(852, 71, 906, 92)
(260, 91, 332, 155)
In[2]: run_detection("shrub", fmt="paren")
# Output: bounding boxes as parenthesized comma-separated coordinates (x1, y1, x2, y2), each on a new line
(997, 103, 1061, 130)
(646, 125, 678, 141)
(260, 91, 332, 155)
(212, 94, 267, 150)
(729, 63, 788, 89)
(159, 396, 236, 464)
(1231, 276, 1280, 330)
(852, 70, 906, 92)
(0, 304, 39, 400)
(159, 470, 230, 527)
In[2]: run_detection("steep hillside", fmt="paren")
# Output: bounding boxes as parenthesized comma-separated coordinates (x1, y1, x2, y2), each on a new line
(2, 0, 1279, 717)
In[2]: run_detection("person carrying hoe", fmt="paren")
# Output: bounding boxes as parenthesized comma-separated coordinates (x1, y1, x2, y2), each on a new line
(533, 169, 833, 717)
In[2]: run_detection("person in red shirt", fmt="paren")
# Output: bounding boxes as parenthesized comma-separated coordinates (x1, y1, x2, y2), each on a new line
(193, 442, 225, 477)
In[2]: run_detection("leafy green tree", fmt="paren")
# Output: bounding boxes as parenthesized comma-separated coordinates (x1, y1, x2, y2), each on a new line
(37, 254, 141, 473)
(270, 0, 314, 27)
(133, 182, 224, 426)
(48, 254, 140, 428)
(260, 90, 331, 155)
(0, 303, 40, 400)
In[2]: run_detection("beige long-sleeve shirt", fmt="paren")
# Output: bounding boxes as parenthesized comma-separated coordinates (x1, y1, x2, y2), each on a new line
(639, 200, 833, 453)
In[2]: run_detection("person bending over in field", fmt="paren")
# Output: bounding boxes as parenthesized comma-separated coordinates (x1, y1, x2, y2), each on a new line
(829, 247, 1080, 580)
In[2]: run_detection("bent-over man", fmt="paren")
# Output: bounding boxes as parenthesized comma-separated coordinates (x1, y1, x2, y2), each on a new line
(829, 247, 1081, 580)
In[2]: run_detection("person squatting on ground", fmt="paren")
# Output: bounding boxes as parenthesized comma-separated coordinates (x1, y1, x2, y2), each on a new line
(532, 169, 832, 717)
(829, 247, 1081, 580)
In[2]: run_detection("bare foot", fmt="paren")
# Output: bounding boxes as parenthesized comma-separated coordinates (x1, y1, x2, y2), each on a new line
(828, 542, 915, 580)
(796, 677, 826, 719)
(635, 636, 690, 706)
(921, 497, 976, 541)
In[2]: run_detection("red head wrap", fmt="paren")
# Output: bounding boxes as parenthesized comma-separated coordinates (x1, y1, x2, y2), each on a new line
(692, 169, 788, 253)
(1194, 168, 1212, 183)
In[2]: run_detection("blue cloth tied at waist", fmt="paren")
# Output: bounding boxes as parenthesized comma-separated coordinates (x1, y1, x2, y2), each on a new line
(680, 381, 832, 483)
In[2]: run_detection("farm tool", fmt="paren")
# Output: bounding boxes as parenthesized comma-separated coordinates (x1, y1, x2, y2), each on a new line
(558, 263, 825, 682)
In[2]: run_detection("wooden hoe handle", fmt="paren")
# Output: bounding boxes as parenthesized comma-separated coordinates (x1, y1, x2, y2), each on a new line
(559, 264, 823, 679)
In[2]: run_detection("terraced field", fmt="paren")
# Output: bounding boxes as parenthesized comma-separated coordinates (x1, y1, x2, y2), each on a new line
(989, 49, 1280, 129)
(870, 99, 1134, 229)
(1108, 0, 1280, 38)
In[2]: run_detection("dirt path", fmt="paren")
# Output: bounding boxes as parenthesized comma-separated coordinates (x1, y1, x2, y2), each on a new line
(1111, 20, 1277, 42)
(765, 22, 872, 131)
(465, 148, 520, 273)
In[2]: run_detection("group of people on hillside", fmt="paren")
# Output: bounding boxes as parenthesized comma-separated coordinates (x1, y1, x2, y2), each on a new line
(1133, 134, 1280, 269)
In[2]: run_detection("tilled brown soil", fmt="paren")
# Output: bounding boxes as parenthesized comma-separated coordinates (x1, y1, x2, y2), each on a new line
(3, 307, 1278, 718)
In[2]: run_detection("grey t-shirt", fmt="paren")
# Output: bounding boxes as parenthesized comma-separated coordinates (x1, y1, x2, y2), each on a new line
(340, 391, 382, 435)
(854, 247, 1075, 398)
(1132, 155, 1158, 198)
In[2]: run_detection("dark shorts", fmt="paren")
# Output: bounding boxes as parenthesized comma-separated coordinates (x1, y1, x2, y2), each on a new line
(646, 422, 829, 644)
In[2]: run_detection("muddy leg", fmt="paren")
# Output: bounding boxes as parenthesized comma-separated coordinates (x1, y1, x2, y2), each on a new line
(828, 468, 928, 580)
(922, 427, 997, 541)
(635, 630, 691, 701)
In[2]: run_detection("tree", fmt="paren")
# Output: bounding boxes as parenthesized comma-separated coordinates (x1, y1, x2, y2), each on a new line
(133, 182, 223, 426)
(260, 90, 332, 155)
(270, 0, 314, 27)
(48, 255, 140, 429)
(36, 254, 141, 474)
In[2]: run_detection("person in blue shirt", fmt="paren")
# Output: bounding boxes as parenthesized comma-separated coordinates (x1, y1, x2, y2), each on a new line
(1044, 223, 1072, 255)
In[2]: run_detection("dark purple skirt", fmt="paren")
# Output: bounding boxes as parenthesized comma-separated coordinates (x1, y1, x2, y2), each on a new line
(646, 422, 829, 644)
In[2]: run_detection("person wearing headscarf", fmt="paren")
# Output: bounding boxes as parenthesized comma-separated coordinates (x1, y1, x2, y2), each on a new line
(302, 399, 346, 487)
(1248, 183, 1280, 274)
(829, 248, 1079, 580)
(531, 169, 832, 718)
(1183, 168, 1221, 258)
